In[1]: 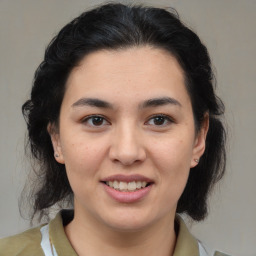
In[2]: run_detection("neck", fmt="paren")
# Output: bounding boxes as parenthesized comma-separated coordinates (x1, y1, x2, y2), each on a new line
(65, 208, 176, 256)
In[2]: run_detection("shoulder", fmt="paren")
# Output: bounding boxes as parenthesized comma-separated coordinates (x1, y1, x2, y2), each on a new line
(213, 252, 232, 256)
(0, 226, 45, 256)
(176, 215, 232, 256)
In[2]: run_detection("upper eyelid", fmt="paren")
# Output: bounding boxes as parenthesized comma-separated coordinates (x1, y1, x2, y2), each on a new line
(82, 114, 107, 120)
(81, 115, 110, 124)
(146, 114, 174, 122)
(80, 114, 174, 124)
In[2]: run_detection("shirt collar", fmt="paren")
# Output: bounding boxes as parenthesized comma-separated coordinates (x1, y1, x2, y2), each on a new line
(173, 215, 199, 256)
(49, 210, 199, 256)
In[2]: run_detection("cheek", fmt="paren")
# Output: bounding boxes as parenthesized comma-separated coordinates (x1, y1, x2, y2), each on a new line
(61, 137, 107, 179)
(151, 137, 194, 174)
(149, 136, 193, 202)
(62, 141, 107, 203)
(156, 143, 191, 201)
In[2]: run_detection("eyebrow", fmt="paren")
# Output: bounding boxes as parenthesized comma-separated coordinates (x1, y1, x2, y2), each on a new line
(72, 98, 113, 109)
(71, 97, 181, 109)
(139, 97, 182, 109)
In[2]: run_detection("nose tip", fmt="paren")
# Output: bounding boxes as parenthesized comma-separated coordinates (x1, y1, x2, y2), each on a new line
(110, 150, 145, 166)
(109, 130, 146, 166)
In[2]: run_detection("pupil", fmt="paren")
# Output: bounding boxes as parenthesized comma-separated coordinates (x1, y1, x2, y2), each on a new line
(92, 117, 103, 125)
(154, 116, 165, 125)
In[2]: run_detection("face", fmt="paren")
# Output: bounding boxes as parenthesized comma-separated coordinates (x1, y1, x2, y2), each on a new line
(50, 46, 207, 231)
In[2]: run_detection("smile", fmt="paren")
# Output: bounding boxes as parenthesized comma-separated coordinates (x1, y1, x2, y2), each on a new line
(105, 181, 148, 192)
(102, 174, 154, 202)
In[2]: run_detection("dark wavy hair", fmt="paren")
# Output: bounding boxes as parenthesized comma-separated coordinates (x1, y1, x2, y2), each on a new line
(22, 3, 226, 221)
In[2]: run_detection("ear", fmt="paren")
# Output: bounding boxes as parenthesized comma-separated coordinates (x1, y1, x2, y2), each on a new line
(47, 123, 65, 164)
(190, 114, 209, 168)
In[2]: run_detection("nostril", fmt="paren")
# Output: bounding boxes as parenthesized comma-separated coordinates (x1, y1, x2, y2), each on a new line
(108, 139, 146, 165)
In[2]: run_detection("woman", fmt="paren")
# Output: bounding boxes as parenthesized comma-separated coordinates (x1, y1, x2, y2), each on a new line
(0, 3, 228, 256)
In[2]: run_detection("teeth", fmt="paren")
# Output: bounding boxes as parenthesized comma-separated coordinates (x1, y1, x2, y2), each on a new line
(119, 181, 127, 190)
(127, 181, 136, 190)
(106, 180, 148, 191)
(113, 180, 119, 189)
(136, 181, 142, 189)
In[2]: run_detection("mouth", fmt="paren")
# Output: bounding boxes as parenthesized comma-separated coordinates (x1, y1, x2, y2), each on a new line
(101, 178, 153, 203)
(101, 174, 154, 193)
(103, 180, 152, 192)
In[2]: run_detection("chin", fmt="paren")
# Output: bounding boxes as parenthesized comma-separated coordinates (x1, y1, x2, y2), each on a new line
(100, 208, 161, 232)
(106, 220, 151, 233)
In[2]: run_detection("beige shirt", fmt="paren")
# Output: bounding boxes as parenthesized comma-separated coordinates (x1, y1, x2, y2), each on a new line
(0, 210, 229, 256)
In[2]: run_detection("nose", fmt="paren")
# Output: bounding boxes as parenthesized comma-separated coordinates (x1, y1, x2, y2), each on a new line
(109, 124, 146, 166)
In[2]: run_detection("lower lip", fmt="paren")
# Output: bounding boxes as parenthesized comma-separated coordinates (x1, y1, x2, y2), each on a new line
(102, 183, 152, 203)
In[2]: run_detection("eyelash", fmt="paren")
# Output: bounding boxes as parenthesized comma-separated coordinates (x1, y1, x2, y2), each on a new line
(146, 114, 174, 126)
(81, 114, 174, 127)
(81, 115, 110, 127)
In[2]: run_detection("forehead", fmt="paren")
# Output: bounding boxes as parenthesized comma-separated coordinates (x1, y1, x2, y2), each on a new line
(68, 46, 184, 82)
(64, 46, 190, 107)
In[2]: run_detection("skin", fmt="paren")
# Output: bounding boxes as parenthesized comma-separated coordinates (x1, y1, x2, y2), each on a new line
(50, 46, 208, 256)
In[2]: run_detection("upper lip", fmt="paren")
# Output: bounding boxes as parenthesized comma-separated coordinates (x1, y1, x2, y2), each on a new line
(101, 174, 154, 183)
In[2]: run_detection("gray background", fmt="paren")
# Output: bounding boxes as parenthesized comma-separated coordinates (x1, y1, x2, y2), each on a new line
(0, 0, 255, 255)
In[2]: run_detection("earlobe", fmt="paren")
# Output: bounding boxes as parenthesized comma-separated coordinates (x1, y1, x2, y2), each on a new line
(47, 123, 65, 164)
(190, 114, 209, 168)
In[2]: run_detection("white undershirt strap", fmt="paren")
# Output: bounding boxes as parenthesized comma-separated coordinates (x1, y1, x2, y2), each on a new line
(198, 241, 210, 256)
(40, 225, 58, 256)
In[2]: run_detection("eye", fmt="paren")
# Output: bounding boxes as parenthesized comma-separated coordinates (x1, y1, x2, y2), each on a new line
(82, 115, 110, 127)
(146, 114, 173, 126)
